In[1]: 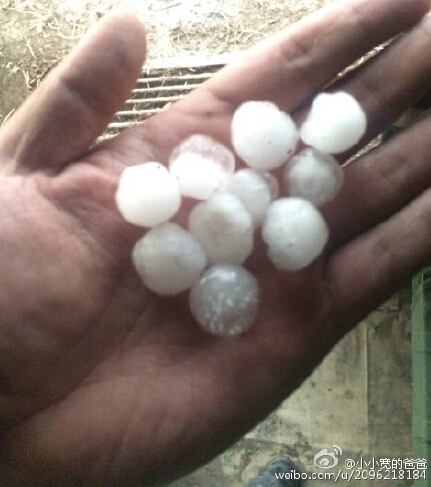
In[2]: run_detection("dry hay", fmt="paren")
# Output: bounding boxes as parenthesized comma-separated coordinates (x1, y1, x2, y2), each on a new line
(0, 0, 100, 90)
(0, 0, 339, 125)
(0, 0, 335, 87)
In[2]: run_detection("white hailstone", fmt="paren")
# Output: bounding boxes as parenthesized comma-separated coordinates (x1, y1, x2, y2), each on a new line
(262, 197, 329, 271)
(300, 91, 367, 154)
(115, 162, 181, 227)
(169, 134, 235, 200)
(225, 168, 276, 226)
(188, 192, 254, 265)
(132, 222, 207, 296)
(189, 264, 259, 336)
(283, 148, 344, 207)
(231, 100, 299, 170)
(262, 171, 280, 201)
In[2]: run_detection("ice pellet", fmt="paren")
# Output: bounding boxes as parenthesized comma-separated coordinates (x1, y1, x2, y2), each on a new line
(189, 264, 259, 336)
(115, 162, 181, 227)
(283, 148, 344, 206)
(132, 222, 207, 295)
(169, 134, 235, 200)
(188, 192, 254, 265)
(262, 171, 280, 201)
(262, 197, 329, 271)
(231, 101, 299, 170)
(225, 168, 276, 226)
(300, 92, 367, 154)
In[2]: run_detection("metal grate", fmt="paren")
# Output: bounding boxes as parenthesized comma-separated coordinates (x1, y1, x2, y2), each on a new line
(105, 53, 240, 138)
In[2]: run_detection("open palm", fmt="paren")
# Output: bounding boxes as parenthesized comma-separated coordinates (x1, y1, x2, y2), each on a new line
(1, 0, 431, 485)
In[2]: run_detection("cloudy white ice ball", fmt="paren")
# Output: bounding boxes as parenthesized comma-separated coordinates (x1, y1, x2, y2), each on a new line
(132, 222, 207, 296)
(189, 264, 259, 336)
(188, 192, 254, 265)
(283, 148, 344, 206)
(169, 134, 235, 200)
(115, 162, 181, 227)
(226, 168, 278, 226)
(231, 101, 299, 170)
(300, 91, 367, 154)
(262, 197, 329, 271)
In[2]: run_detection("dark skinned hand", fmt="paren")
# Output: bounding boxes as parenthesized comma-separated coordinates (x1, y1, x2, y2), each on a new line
(1, 0, 431, 485)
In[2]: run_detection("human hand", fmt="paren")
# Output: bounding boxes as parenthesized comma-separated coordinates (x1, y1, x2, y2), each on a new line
(0, 0, 430, 485)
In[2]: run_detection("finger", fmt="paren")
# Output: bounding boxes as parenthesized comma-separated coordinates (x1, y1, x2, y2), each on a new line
(202, 0, 429, 110)
(327, 10, 431, 159)
(325, 184, 431, 341)
(326, 112, 431, 248)
(322, 101, 431, 338)
(0, 13, 146, 173)
(322, 12, 431, 246)
(103, 0, 429, 167)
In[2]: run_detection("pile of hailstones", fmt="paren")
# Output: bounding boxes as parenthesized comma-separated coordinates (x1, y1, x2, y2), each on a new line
(115, 91, 366, 337)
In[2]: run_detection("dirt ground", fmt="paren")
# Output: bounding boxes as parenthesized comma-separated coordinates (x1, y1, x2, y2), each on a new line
(0, 0, 336, 125)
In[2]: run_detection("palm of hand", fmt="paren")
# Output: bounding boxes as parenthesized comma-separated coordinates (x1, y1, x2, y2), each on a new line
(0, 86, 326, 487)
(1, 1, 431, 484)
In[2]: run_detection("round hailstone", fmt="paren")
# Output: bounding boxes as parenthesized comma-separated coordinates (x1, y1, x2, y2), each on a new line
(283, 148, 344, 206)
(188, 192, 254, 265)
(262, 171, 280, 201)
(262, 197, 329, 271)
(169, 134, 235, 200)
(189, 264, 259, 336)
(225, 168, 276, 226)
(115, 162, 181, 227)
(300, 91, 367, 154)
(231, 101, 299, 170)
(132, 222, 207, 296)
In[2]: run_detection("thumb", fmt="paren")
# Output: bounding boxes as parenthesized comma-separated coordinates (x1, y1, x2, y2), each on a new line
(0, 12, 146, 173)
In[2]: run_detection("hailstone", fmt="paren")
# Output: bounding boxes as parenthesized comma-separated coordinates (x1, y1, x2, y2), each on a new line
(189, 264, 259, 336)
(188, 192, 254, 265)
(262, 197, 329, 271)
(300, 91, 367, 154)
(132, 222, 207, 295)
(169, 134, 235, 200)
(115, 162, 181, 227)
(231, 101, 299, 170)
(261, 171, 280, 201)
(225, 168, 276, 226)
(283, 148, 344, 206)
